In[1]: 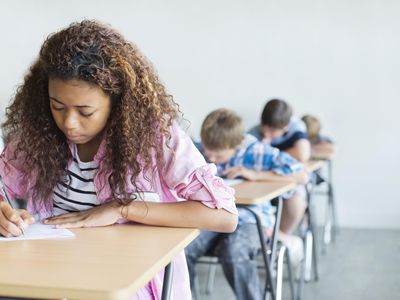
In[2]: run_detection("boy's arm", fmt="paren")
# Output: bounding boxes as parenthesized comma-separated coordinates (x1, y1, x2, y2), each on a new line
(222, 167, 308, 184)
(255, 169, 308, 184)
(284, 139, 311, 163)
(222, 141, 308, 184)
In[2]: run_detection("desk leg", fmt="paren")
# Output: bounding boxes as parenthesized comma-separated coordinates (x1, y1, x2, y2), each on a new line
(271, 197, 295, 300)
(270, 196, 283, 273)
(304, 183, 319, 282)
(323, 159, 338, 247)
(238, 205, 276, 300)
(328, 159, 338, 242)
(161, 263, 173, 300)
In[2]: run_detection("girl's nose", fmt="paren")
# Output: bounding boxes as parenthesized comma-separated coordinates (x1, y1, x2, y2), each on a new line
(63, 111, 79, 129)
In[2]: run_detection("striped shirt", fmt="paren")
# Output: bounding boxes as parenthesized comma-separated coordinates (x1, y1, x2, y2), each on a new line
(52, 145, 100, 215)
(196, 134, 303, 176)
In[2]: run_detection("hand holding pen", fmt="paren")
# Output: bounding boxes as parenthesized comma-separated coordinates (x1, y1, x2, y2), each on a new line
(0, 176, 35, 237)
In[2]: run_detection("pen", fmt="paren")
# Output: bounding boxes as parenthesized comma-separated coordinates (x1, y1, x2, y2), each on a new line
(0, 175, 25, 236)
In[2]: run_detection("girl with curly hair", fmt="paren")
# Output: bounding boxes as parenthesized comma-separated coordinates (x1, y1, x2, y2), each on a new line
(0, 20, 238, 299)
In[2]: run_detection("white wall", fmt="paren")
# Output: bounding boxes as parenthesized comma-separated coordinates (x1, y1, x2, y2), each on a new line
(1, 0, 399, 228)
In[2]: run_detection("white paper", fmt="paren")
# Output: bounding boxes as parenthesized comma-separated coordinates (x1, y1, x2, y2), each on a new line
(223, 178, 244, 186)
(0, 222, 75, 241)
(131, 192, 160, 202)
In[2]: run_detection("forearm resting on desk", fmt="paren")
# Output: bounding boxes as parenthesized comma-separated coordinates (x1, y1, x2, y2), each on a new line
(122, 200, 238, 233)
(44, 199, 237, 233)
(222, 167, 308, 184)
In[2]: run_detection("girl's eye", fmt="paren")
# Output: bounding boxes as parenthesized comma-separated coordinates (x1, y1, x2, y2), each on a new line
(51, 106, 64, 111)
(80, 111, 94, 117)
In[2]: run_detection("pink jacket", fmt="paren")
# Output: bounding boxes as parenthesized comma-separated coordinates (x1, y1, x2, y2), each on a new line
(0, 122, 238, 300)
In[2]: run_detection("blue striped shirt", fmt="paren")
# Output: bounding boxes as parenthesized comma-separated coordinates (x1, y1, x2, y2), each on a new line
(196, 134, 303, 228)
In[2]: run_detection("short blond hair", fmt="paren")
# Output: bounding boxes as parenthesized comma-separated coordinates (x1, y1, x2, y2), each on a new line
(302, 114, 321, 138)
(200, 109, 244, 150)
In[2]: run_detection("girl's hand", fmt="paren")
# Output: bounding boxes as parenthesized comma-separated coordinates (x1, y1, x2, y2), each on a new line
(222, 167, 258, 180)
(43, 200, 123, 228)
(0, 201, 35, 237)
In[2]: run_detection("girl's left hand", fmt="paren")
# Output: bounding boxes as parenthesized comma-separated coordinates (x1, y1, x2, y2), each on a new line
(43, 200, 122, 228)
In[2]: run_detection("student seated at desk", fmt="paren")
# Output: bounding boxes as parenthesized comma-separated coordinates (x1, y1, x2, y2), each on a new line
(248, 99, 310, 238)
(0, 20, 238, 300)
(185, 109, 308, 300)
(301, 114, 335, 154)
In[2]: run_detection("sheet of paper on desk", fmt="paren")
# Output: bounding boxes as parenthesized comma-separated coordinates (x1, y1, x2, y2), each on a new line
(0, 222, 75, 241)
(223, 179, 244, 186)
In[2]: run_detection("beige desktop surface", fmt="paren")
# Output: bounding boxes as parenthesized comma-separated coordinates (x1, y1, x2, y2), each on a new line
(0, 224, 199, 300)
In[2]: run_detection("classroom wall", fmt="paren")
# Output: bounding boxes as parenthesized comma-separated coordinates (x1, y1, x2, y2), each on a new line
(0, 0, 399, 229)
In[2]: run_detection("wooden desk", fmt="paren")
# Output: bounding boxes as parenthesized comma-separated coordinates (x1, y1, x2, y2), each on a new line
(232, 180, 297, 300)
(306, 160, 324, 173)
(0, 224, 199, 300)
(311, 148, 338, 253)
(305, 157, 337, 248)
(311, 149, 335, 160)
(299, 160, 327, 294)
(234, 181, 296, 205)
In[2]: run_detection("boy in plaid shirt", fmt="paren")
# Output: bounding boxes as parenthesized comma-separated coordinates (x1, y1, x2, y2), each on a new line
(185, 109, 308, 300)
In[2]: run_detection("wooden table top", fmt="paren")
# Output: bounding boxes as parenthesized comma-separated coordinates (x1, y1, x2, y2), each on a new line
(233, 181, 297, 205)
(306, 160, 324, 173)
(311, 149, 335, 160)
(0, 224, 199, 300)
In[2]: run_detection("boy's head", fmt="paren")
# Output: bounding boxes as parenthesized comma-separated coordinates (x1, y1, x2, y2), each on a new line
(301, 114, 321, 140)
(260, 99, 292, 140)
(200, 109, 244, 164)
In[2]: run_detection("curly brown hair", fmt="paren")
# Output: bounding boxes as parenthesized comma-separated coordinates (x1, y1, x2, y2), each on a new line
(2, 20, 180, 212)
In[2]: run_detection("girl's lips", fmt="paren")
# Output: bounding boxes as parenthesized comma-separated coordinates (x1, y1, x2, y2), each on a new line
(66, 135, 84, 142)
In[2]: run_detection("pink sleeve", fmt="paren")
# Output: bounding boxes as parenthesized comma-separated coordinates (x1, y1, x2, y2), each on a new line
(161, 122, 238, 215)
(0, 141, 29, 200)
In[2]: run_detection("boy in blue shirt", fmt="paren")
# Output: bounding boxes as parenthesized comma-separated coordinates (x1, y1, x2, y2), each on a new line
(186, 108, 308, 300)
(248, 98, 310, 236)
(248, 98, 311, 163)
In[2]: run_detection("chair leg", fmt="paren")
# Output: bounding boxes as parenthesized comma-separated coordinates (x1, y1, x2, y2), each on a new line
(296, 243, 306, 300)
(327, 160, 338, 242)
(321, 195, 331, 254)
(193, 272, 201, 300)
(323, 182, 333, 246)
(305, 217, 319, 281)
(304, 229, 313, 282)
(329, 181, 338, 242)
(311, 229, 319, 281)
(275, 245, 296, 300)
(205, 263, 217, 294)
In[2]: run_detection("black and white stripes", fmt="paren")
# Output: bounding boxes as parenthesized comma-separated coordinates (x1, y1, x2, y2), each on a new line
(52, 146, 100, 215)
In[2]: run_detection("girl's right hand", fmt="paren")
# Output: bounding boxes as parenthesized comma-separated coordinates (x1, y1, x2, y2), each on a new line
(0, 201, 35, 237)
